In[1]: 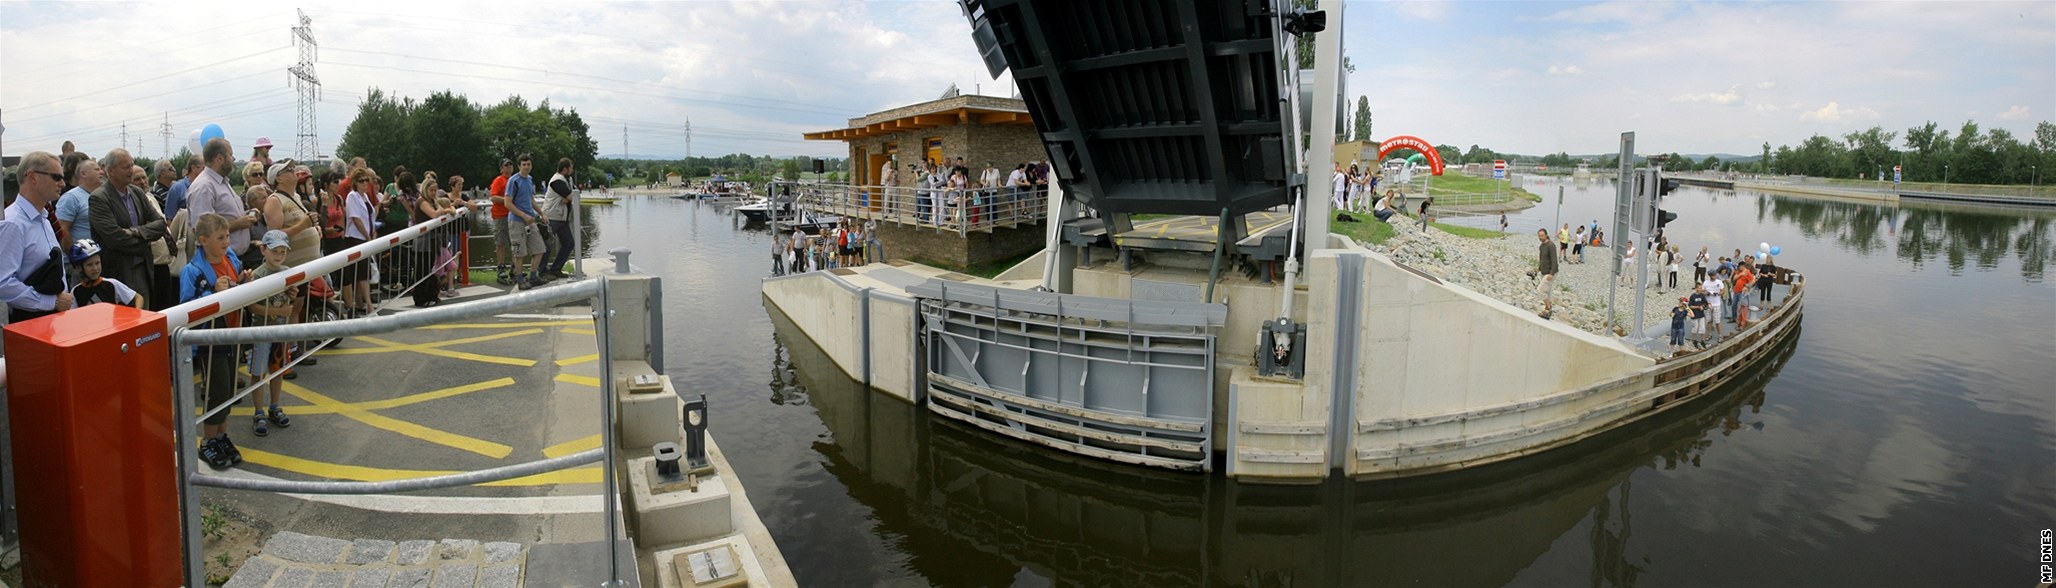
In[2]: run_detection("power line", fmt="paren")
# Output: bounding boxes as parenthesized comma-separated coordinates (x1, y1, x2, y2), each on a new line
(3, 11, 290, 81)
(306, 9, 898, 90)
(2, 69, 280, 126)
(11, 45, 291, 112)
(322, 46, 853, 114)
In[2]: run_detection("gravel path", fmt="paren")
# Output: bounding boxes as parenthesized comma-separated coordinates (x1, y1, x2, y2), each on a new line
(1368, 218, 1702, 338)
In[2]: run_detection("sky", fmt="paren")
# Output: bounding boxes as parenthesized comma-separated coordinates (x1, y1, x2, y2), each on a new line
(2, 1, 2051, 163)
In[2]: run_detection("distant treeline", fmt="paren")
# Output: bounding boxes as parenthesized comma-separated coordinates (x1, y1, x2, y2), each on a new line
(1411, 120, 2054, 185)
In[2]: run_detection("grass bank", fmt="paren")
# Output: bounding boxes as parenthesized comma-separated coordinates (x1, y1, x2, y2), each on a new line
(1414, 171, 1542, 203)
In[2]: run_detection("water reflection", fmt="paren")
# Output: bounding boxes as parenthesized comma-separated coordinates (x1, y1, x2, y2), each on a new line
(767, 303, 1798, 587)
(1757, 196, 2055, 282)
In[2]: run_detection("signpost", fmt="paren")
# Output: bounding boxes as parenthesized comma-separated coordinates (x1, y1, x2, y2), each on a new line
(1493, 159, 1507, 180)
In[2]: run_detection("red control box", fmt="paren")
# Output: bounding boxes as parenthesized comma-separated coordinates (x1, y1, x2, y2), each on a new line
(5, 304, 177, 587)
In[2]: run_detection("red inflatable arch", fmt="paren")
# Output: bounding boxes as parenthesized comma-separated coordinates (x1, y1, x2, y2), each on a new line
(1376, 135, 1445, 176)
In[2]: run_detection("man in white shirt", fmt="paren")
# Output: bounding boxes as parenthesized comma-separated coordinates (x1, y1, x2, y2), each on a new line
(1701, 276, 1725, 342)
(186, 138, 260, 266)
(0, 151, 76, 321)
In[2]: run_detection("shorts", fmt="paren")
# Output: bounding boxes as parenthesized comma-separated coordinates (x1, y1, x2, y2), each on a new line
(1536, 274, 1554, 304)
(336, 237, 367, 286)
(509, 216, 546, 257)
(492, 216, 511, 249)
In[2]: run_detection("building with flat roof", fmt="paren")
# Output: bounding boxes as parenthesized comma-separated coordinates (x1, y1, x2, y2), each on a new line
(804, 94, 1042, 186)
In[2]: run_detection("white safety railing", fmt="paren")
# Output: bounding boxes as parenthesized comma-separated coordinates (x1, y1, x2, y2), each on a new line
(769, 181, 1049, 235)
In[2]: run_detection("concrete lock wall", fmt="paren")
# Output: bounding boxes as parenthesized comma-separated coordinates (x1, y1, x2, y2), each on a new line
(1347, 248, 1653, 477)
(761, 274, 864, 382)
(760, 273, 920, 404)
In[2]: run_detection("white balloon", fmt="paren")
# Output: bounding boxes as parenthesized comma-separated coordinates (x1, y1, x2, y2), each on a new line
(187, 129, 203, 157)
(1759, 242, 1770, 253)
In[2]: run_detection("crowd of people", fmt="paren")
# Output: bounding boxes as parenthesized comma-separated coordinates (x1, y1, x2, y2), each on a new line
(772, 218, 880, 276)
(1531, 222, 1784, 354)
(0, 135, 598, 469)
(875, 156, 1048, 228)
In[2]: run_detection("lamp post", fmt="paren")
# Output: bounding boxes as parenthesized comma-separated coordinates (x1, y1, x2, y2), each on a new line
(1944, 164, 1950, 187)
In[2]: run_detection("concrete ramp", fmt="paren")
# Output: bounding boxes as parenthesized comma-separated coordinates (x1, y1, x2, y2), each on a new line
(1230, 247, 1656, 481)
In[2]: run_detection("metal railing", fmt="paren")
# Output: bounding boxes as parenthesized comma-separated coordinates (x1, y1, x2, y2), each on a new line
(770, 181, 1049, 235)
(159, 208, 630, 586)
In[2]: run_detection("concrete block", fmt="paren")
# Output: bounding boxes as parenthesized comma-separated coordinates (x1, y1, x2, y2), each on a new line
(651, 537, 770, 588)
(614, 360, 682, 451)
(482, 541, 523, 564)
(346, 568, 390, 588)
(430, 564, 477, 588)
(388, 568, 431, 588)
(628, 455, 735, 547)
(309, 570, 351, 588)
(345, 538, 396, 565)
(263, 531, 350, 564)
(602, 273, 655, 362)
(394, 540, 435, 565)
(479, 565, 522, 588)
(222, 555, 281, 588)
(437, 539, 479, 561)
(271, 566, 316, 588)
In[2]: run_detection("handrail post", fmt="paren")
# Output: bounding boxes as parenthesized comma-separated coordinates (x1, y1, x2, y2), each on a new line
(595, 278, 623, 587)
(172, 330, 204, 588)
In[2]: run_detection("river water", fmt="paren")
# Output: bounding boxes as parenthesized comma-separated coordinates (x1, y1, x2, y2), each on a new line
(577, 184, 2054, 587)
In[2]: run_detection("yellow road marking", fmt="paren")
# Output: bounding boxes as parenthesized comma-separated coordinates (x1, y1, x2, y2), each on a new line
(226, 377, 518, 416)
(332, 333, 540, 367)
(319, 328, 540, 355)
(419, 320, 590, 330)
(564, 328, 595, 335)
(238, 447, 600, 486)
(542, 434, 602, 458)
(554, 373, 601, 388)
(554, 353, 600, 367)
(282, 381, 515, 459)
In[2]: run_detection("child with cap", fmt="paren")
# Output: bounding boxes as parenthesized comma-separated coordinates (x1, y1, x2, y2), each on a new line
(242, 230, 297, 437)
(67, 238, 144, 308)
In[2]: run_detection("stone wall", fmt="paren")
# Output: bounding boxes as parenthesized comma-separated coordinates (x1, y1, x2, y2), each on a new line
(877, 220, 1048, 271)
(847, 123, 1044, 186)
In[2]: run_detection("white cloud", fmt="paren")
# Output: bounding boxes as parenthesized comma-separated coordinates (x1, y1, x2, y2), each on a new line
(1752, 103, 1779, 113)
(1757, 81, 1778, 90)
(1800, 102, 1881, 122)
(1996, 105, 2032, 121)
(1672, 87, 1743, 105)
(1547, 65, 1584, 75)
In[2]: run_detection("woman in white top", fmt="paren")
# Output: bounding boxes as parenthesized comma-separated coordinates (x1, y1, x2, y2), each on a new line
(343, 169, 377, 315)
(1331, 164, 1348, 210)
(1666, 245, 1681, 290)
(1619, 244, 1637, 286)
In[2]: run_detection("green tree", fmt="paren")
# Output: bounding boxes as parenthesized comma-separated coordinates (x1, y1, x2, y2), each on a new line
(407, 91, 489, 185)
(1841, 126, 1897, 180)
(1351, 96, 1373, 142)
(336, 88, 417, 169)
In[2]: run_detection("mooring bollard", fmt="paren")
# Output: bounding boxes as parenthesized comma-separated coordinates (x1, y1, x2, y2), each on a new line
(611, 247, 632, 274)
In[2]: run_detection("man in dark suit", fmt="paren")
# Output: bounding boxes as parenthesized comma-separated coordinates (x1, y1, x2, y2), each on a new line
(88, 148, 167, 308)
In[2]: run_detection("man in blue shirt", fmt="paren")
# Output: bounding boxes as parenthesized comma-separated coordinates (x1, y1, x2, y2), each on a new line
(56, 158, 102, 244)
(505, 154, 546, 289)
(164, 159, 202, 219)
(1, 151, 76, 321)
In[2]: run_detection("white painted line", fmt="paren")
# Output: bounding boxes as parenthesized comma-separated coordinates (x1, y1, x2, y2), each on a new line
(202, 464, 604, 515)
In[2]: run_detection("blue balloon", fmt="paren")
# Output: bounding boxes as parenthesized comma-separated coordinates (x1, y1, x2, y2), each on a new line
(1769, 246, 1781, 256)
(198, 124, 225, 149)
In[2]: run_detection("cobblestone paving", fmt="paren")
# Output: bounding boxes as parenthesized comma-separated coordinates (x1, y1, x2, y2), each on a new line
(225, 532, 526, 588)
